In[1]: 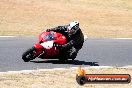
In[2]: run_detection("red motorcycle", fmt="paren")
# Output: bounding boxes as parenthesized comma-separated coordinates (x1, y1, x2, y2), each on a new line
(22, 31, 68, 62)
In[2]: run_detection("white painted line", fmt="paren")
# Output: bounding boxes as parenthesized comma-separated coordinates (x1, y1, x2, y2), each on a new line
(119, 65, 132, 68)
(112, 38, 132, 40)
(0, 35, 88, 39)
(84, 35, 88, 39)
(1, 66, 132, 74)
(0, 36, 15, 37)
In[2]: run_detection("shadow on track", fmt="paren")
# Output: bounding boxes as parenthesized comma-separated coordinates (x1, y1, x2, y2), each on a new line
(30, 60, 99, 66)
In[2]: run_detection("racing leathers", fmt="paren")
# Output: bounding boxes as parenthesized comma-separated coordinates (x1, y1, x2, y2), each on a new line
(46, 25, 84, 60)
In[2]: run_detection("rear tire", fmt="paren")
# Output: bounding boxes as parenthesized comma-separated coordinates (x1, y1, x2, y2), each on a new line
(59, 57, 68, 62)
(58, 52, 68, 62)
(22, 47, 36, 62)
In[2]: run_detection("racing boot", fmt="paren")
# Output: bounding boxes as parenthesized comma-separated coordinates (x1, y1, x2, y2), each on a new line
(69, 47, 79, 60)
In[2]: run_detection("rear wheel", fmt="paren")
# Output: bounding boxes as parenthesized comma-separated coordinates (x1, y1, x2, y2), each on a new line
(59, 57, 68, 62)
(22, 47, 37, 62)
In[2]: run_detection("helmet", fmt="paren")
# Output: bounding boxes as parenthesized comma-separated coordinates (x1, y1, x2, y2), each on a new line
(68, 21, 79, 31)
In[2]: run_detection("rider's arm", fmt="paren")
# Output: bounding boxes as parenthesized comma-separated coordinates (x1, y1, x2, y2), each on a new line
(61, 40, 75, 50)
(61, 30, 81, 51)
(46, 26, 67, 32)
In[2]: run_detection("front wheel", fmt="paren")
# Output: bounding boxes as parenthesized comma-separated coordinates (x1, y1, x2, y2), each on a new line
(22, 47, 37, 62)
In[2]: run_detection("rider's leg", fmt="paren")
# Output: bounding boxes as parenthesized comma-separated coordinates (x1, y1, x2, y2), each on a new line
(69, 41, 84, 60)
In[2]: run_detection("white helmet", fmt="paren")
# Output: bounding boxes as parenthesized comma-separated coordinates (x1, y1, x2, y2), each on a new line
(68, 21, 79, 31)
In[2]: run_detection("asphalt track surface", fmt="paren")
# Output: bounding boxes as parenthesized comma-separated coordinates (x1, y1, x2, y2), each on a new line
(0, 37, 132, 72)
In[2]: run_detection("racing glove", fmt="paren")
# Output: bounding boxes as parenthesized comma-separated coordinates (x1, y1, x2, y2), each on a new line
(46, 29, 51, 32)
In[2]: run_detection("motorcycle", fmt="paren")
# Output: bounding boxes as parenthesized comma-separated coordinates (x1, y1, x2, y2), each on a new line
(22, 31, 68, 62)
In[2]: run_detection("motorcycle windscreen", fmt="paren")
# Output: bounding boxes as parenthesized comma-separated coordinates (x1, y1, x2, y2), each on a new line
(44, 33, 56, 41)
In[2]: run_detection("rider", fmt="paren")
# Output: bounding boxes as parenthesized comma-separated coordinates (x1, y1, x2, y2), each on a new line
(46, 21, 84, 60)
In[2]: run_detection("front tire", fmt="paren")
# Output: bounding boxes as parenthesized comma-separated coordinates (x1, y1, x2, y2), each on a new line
(22, 47, 36, 62)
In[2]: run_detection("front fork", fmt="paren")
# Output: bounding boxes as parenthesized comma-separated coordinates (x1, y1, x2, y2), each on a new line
(33, 43, 44, 57)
